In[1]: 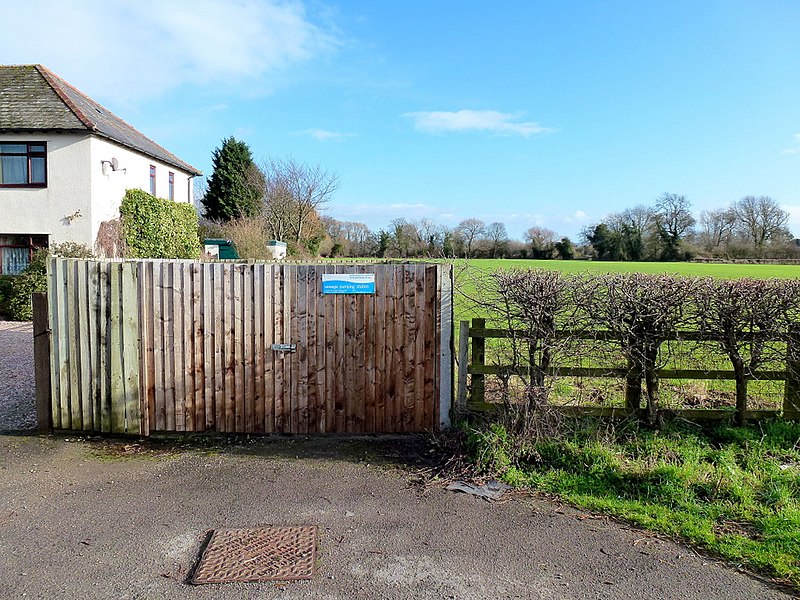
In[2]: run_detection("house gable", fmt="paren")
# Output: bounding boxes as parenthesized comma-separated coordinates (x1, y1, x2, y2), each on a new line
(0, 64, 201, 176)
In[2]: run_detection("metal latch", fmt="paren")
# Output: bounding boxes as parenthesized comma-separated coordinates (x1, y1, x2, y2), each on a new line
(271, 343, 297, 353)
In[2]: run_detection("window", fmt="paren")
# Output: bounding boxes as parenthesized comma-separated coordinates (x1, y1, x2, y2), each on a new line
(149, 165, 156, 195)
(168, 171, 174, 201)
(0, 234, 48, 274)
(0, 143, 47, 187)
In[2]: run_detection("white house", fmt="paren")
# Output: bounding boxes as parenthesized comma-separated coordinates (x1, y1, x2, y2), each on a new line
(0, 64, 201, 274)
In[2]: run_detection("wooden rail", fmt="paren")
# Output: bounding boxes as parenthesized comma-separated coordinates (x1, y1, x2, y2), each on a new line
(458, 318, 800, 422)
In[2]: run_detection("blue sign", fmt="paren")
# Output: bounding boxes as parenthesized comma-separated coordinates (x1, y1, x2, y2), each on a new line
(321, 273, 376, 294)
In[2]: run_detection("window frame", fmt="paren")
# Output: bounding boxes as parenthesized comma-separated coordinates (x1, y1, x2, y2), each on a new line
(168, 171, 175, 201)
(0, 142, 47, 188)
(149, 165, 156, 196)
(0, 234, 48, 274)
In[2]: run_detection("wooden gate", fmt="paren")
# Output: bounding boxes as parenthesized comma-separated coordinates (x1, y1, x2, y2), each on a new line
(42, 259, 453, 435)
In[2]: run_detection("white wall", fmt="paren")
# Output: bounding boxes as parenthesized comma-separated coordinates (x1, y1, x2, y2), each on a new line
(0, 132, 93, 245)
(0, 132, 196, 249)
(89, 137, 195, 246)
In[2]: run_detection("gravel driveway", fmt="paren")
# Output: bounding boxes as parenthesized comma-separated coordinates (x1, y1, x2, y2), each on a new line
(0, 322, 793, 599)
(0, 321, 36, 432)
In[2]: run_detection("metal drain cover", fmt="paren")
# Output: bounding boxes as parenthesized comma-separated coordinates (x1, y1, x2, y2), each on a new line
(192, 526, 318, 584)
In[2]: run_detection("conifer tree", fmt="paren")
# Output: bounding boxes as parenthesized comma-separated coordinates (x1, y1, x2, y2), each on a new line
(201, 137, 262, 221)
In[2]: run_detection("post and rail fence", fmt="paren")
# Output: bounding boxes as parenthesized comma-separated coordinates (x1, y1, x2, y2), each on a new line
(457, 317, 800, 423)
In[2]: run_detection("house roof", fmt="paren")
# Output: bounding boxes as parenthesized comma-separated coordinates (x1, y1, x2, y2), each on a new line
(0, 65, 201, 176)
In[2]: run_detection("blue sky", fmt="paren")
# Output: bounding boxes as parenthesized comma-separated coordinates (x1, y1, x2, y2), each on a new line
(3, 1, 800, 240)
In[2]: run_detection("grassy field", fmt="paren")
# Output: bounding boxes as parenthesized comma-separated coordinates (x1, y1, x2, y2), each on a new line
(456, 258, 800, 280)
(453, 258, 798, 412)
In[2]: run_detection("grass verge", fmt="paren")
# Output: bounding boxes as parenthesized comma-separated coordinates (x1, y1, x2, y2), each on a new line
(466, 416, 800, 587)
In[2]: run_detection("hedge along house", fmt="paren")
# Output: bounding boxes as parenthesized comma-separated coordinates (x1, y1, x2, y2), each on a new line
(0, 64, 201, 274)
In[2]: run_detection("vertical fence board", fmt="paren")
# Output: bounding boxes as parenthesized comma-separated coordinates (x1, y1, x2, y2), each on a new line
(99, 262, 111, 432)
(273, 265, 285, 432)
(172, 263, 185, 431)
(335, 267, 347, 432)
(283, 264, 293, 432)
(323, 264, 336, 433)
(263, 264, 275, 433)
(364, 265, 376, 433)
(67, 261, 82, 430)
(33, 293, 52, 434)
(293, 266, 306, 434)
(402, 266, 416, 432)
(253, 264, 265, 433)
(304, 267, 318, 434)
(46, 258, 60, 430)
(76, 261, 92, 430)
(313, 266, 326, 432)
(223, 264, 235, 432)
(344, 273, 357, 433)
(141, 262, 155, 434)
(152, 264, 165, 431)
(375, 265, 388, 432)
(109, 263, 125, 433)
(244, 264, 255, 432)
(386, 266, 399, 433)
(120, 262, 141, 434)
(423, 265, 437, 430)
(191, 263, 204, 432)
(232, 265, 244, 431)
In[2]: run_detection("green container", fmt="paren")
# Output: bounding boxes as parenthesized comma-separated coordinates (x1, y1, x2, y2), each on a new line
(204, 238, 239, 259)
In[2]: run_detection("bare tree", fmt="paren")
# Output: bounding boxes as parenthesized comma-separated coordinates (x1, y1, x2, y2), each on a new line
(260, 157, 339, 243)
(698, 207, 737, 253)
(415, 219, 442, 256)
(733, 195, 790, 256)
(456, 218, 486, 258)
(524, 226, 557, 259)
(484, 221, 509, 258)
(654, 193, 695, 260)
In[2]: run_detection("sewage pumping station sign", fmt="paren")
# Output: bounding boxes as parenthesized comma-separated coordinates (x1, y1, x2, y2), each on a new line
(321, 273, 376, 294)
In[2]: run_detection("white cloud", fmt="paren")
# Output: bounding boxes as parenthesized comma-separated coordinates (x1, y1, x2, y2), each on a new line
(403, 110, 552, 137)
(0, 0, 336, 103)
(294, 128, 356, 141)
(784, 134, 800, 154)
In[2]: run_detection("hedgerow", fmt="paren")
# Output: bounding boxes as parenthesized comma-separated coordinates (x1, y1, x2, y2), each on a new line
(120, 189, 200, 259)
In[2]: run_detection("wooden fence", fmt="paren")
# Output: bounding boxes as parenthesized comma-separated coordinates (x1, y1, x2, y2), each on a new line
(36, 258, 453, 435)
(457, 318, 800, 422)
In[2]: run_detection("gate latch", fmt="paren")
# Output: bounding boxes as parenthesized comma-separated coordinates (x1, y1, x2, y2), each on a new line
(271, 343, 297, 353)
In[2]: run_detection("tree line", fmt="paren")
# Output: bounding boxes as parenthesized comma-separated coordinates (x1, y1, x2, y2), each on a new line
(199, 137, 797, 261)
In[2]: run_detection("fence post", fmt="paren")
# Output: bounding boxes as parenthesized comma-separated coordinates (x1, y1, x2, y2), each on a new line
(470, 318, 486, 405)
(624, 354, 642, 413)
(32, 292, 53, 434)
(784, 324, 800, 419)
(457, 320, 470, 410)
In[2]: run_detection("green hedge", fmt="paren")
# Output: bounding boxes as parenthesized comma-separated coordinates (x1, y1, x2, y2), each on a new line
(2, 251, 47, 321)
(120, 189, 200, 259)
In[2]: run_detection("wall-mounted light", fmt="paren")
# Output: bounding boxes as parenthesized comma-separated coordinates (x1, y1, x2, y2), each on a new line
(101, 157, 126, 175)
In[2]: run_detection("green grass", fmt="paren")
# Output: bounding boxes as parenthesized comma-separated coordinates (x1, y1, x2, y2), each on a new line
(468, 419, 800, 587)
(458, 258, 800, 280)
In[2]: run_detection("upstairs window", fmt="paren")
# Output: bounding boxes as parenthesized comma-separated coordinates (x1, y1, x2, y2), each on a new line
(168, 171, 174, 200)
(0, 143, 47, 187)
(149, 165, 156, 195)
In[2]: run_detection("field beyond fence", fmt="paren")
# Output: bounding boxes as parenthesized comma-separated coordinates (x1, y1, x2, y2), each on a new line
(456, 269, 800, 425)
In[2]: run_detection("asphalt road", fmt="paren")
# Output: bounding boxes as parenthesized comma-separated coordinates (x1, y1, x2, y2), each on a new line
(0, 434, 792, 600)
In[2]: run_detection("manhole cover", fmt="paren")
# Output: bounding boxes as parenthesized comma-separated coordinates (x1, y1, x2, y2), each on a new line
(192, 526, 318, 584)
